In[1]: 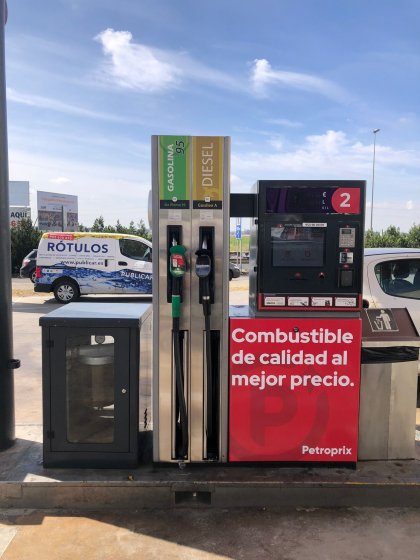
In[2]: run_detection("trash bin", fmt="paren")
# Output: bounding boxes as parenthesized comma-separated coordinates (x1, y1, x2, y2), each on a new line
(358, 308, 420, 460)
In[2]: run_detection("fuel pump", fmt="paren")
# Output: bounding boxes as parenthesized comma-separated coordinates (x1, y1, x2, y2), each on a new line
(229, 179, 366, 464)
(169, 242, 188, 460)
(152, 134, 230, 464)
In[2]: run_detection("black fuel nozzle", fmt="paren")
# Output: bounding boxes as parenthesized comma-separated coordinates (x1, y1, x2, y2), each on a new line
(195, 246, 212, 316)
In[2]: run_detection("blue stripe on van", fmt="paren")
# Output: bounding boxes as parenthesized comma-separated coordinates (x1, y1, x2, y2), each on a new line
(38, 266, 152, 294)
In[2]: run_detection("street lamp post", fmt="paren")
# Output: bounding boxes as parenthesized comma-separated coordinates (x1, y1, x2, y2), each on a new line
(370, 128, 380, 231)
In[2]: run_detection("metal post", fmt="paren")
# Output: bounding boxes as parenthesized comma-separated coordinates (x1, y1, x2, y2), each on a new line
(0, 0, 17, 450)
(370, 128, 380, 231)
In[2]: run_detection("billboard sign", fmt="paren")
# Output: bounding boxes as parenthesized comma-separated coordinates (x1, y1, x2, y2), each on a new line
(9, 180, 30, 207)
(9, 206, 31, 228)
(37, 191, 78, 232)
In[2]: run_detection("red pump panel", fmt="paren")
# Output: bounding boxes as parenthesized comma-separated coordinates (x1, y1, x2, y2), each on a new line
(229, 317, 361, 462)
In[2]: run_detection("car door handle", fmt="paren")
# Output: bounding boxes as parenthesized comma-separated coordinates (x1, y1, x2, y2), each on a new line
(118, 261, 127, 266)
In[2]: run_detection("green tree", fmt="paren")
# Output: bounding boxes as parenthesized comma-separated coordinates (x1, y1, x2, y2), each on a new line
(115, 220, 125, 233)
(407, 224, 420, 247)
(135, 219, 151, 240)
(364, 229, 383, 248)
(365, 225, 410, 248)
(91, 216, 105, 232)
(381, 225, 409, 248)
(89, 216, 151, 240)
(10, 218, 42, 273)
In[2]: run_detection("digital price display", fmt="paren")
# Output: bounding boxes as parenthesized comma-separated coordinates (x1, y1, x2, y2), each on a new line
(266, 187, 360, 215)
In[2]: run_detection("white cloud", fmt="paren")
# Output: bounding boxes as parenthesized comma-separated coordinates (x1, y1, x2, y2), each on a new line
(267, 118, 303, 128)
(232, 130, 420, 174)
(94, 28, 245, 93)
(230, 173, 251, 193)
(95, 29, 181, 92)
(6, 87, 142, 124)
(49, 176, 70, 185)
(397, 115, 416, 126)
(231, 130, 420, 231)
(250, 59, 350, 102)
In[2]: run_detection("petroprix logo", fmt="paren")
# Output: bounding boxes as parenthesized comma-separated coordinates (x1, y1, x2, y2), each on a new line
(302, 445, 352, 457)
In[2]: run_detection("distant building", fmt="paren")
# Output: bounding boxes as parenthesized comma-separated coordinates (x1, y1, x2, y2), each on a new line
(9, 181, 31, 228)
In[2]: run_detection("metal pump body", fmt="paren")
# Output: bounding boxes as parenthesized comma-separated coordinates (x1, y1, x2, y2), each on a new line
(151, 135, 230, 463)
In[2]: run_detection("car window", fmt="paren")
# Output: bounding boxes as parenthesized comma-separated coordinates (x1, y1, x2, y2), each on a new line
(374, 259, 420, 299)
(119, 239, 151, 261)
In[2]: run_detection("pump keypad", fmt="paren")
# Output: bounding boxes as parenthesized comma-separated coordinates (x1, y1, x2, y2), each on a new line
(339, 227, 356, 248)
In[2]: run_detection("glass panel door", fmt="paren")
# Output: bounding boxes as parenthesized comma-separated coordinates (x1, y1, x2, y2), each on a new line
(66, 334, 116, 444)
(50, 327, 130, 452)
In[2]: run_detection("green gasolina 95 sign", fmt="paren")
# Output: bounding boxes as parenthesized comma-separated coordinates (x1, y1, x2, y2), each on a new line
(159, 136, 190, 209)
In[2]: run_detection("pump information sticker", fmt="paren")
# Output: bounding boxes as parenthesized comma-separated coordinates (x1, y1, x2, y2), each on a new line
(335, 297, 357, 307)
(311, 297, 333, 307)
(288, 296, 309, 306)
(159, 136, 190, 209)
(192, 136, 224, 209)
(229, 317, 361, 462)
(264, 296, 286, 306)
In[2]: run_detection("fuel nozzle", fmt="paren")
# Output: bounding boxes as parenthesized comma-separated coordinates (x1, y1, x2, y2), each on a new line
(169, 244, 186, 318)
(169, 241, 188, 459)
(195, 241, 212, 316)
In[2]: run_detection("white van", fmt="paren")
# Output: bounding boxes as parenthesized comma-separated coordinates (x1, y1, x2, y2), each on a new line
(35, 232, 152, 303)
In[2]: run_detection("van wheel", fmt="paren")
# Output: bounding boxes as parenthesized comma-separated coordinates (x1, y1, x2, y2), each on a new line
(54, 280, 79, 304)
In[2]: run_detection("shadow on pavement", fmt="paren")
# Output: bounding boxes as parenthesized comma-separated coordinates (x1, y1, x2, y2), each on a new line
(12, 296, 152, 313)
(12, 301, 61, 314)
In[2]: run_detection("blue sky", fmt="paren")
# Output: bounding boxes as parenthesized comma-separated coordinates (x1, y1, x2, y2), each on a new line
(5, 0, 420, 231)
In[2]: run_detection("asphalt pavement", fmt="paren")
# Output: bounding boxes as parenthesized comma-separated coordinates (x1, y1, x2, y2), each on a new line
(2, 507, 420, 559)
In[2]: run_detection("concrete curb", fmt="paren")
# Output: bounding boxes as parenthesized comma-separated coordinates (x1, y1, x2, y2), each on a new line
(2, 480, 420, 510)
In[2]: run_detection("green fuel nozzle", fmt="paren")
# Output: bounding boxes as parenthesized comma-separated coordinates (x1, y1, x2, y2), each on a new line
(169, 244, 187, 319)
(169, 241, 188, 459)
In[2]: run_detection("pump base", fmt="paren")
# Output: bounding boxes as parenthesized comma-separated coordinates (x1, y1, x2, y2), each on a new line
(1, 424, 420, 509)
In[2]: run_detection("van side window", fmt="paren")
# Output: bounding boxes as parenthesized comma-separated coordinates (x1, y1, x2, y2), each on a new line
(119, 239, 151, 262)
(374, 259, 420, 299)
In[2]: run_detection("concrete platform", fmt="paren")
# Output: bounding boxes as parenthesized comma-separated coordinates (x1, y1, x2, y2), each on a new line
(8, 284, 420, 510)
(1, 425, 420, 510)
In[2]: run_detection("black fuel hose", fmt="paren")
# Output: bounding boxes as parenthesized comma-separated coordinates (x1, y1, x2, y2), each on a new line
(172, 281, 188, 459)
(204, 309, 213, 437)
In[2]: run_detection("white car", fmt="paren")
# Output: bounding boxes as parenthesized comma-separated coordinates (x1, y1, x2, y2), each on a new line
(363, 248, 420, 332)
(363, 248, 420, 397)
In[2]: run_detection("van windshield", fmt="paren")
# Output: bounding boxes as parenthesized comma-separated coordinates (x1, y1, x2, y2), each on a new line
(119, 239, 151, 261)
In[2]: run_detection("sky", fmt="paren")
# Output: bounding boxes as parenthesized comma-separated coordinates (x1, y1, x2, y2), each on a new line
(5, 0, 420, 232)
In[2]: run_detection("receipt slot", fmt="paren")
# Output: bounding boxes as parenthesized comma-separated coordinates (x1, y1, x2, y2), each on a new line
(229, 180, 366, 463)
